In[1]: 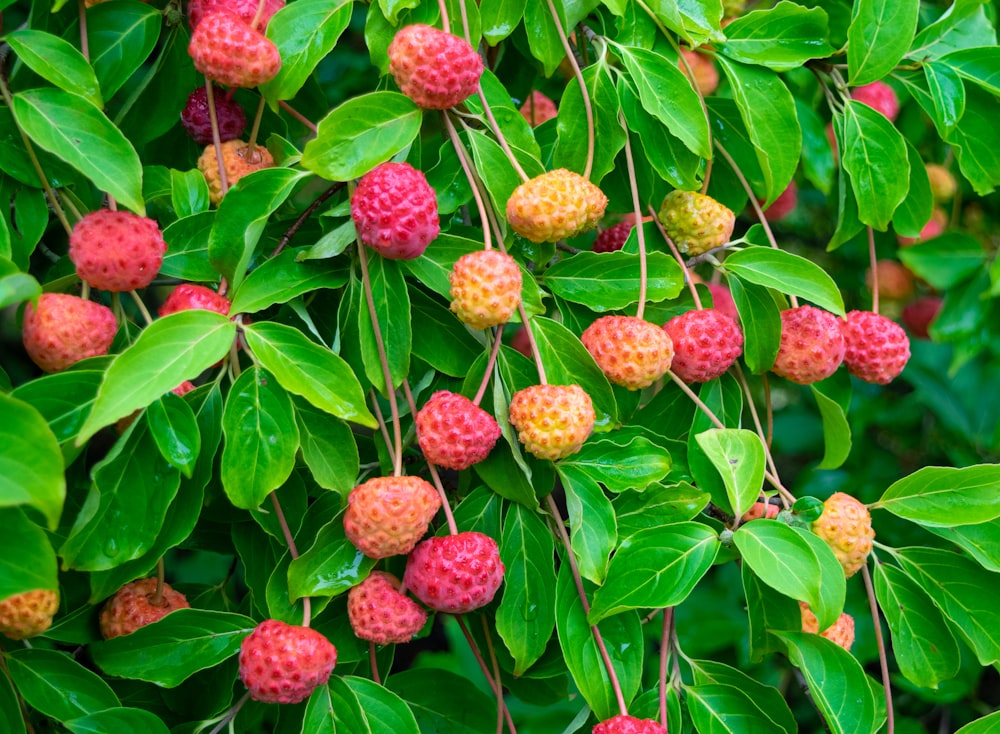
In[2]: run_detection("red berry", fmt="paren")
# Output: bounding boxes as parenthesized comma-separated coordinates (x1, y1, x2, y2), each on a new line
(851, 81, 900, 122)
(866, 260, 914, 301)
(416, 390, 501, 470)
(69, 210, 166, 292)
(593, 714, 667, 734)
(679, 49, 719, 96)
(22, 293, 117, 373)
(343, 476, 441, 559)
(388, 24, 484, 110)
(188, 9, 281, 89)
(347, 571, 427, 645)
(841, 310, 910, 384)
(901, 296, 942, 339)
(742, 501, 780, 522)
(663, 308, 743, 383)
(581, 315, 675, 390)
(351, 162, 440, 260)
(188, 0, 285, 30)
(180, 85, 247, 145)
(0, 589, 59, 640)
(158, 283, 231, 317)
(403, 531, 505, 614)
(771, 305, 845, 385)
(592, 222, 633, 253)
(508, 384, 595, 460)
(518, 90, 558, 126)
(761, 181, 798, 221)
(238, 619, 337, 704)
(706, 282, 739, 322)
(510, 326, 532, 358)
(99, 578, 190, 639)
(449, 250, 522, 329)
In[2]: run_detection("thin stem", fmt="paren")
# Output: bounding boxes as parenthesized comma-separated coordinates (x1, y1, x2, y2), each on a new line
(204, 79, 230, 198)
(477, 89, 529, 182)
(762, 375, 774, 449)
(472, 328, 503, 407)
(247, 96, 266, 153)
(278, 100, 318, 133)
(401, 380, 459, 536)
(270, 492, 312, 627)
(207, 692, 250, 734)
(357, 244, 404, 476)
(659, 608, 673, 732)
(545, 494, 628, 717)
(437, 0, 451, 33)
(444, 112, 492, 250)
(867, 226, 879, 315)
(481, 615, 507, 734)
(152, 557, 166, 606)
(544, 0, 594, 178)
(129, 290, 154, 326)
(250, 0, 267, 31)
(0, 647, 38, 734)
(673, 46, 713, 194)
(862, 563, 894, 734)
(457, 0, 473, 45)
(516, 302, 547, 384)
(650, 206, 702, 310)
(621, 114, 649, 320)
(733, 364, 781, 492)
(455, 617, 519, 734)
(78, 0, 90, 62)
(369, 641, 382, 685)
(369, 389, 398, 470)
(269, 182, 345, 259)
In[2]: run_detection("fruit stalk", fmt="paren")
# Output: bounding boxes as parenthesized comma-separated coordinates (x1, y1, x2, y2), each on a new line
(444, 112, 493, 250)
(544, 0, 594, 179)
(269, 492, 312, 626)
(650, 206, 704, 310)
(621, 115, 649, 320)
(862, 562, 894, 734)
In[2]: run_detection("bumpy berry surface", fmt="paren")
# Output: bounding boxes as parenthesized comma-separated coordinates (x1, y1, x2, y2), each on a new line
(238, 619, 337, 704)
(866, 260, 914, 301)
(679, 49, 719, 96)
(898, 207, 946, 246)
(741, 501, 779, 522)
(925, 162, 957, 202)
(69, 209, 166, 292)
(198, 140, 275, 205)
(0, 590, 58, 640)
(99, 578, 190, 639)
(592, 222, 633, 253)
(159, 283, 231, 317)
(343, 476, 441, 559)
(22, 293, 117, 373)
(449, 250, 522, 329)
(851, 81, 900, 121)
(351, 162, 440, 260)
(347, 571, 427, 645)
(800, 602, 856, 651)
(762, 181, 798, 221)
(663, 308, 743, 383)
(812, 492, 874, 578)
(188, 9, 281, 89)
(706, 282, 739, 322)
(841, 311, 910, 384)
(403, 532, 505, 614)
(416, 391, 501, 470)
(506, 169, 608, 243)
(508, 384, 595, 460)
(657, 190, 735, 256)
(592, 714, 667, 734)
(180, 85, 246, 145)
(771, 305, 845, 385)
(519, 90, 558, 126)
(902, 296, 942, 339)
(388, 24, 483, 109)
(581, 316, 674, 390)
(188, 0, 285, 30)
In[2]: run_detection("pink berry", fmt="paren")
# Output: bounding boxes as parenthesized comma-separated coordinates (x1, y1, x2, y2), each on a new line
(663, 308, 744, 383)
(69, 210, 166, 292)
(403, 532, 505, 614)
(22, 293, 117, 373)
(415, 390, 501, 470)
(158, 283, 231, 317)
(180, 85, 247, 145)
(238, 619, 337, 704)
(351, 162, 440, 260)
(841, 310, 910, 384)
(593, 714, 667, 734)
(851, 81, 900, 122)
(347, 571, 427, 645)
(388, 25, 484, 110)
(771, 305, 845, 385)
(592, 222, 633, 253)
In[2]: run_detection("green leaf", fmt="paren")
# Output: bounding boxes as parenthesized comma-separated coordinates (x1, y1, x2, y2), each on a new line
(343, 676, 420, 734)
(847, 0, 919, 85)
(908, 0, 996, 60)
(743, 562, 801, 662)
(230, 248, 349, 315)
(558, 467, 617, 584)
(686, 684, 788, 733)
(694, 428, 765, 519)
(359, 256, 411, 394)
(497, 504, 557, 675)
(407, 286, 484, 377)
(873, 561, 961, 688)
(956, 711, 1000, 734)
(289, 514, 376, 600)
(4, 649, 119, 721)
(898, 232, 986, 290)
(775, 631, 883, 734)
(481, 0, 527, 43)
(688, 660, 797, 734)
(614, 482, 710, 536)
(466, 128, 545, 224)
(734, 521, 846, 630)
(943, 86, 1000, 195)
(12, 89, 144, 215)
(892, 139, 935, 239)
(64, 708, 169, 734)
(0, 673, 25, 734)
(938, 47, 1000, 96)
(923, 62, 966, 136)
(160, 211, 218, 282)
(170, 168, 210, 219)
(302, 92, 422, 181)
(838, 101, 910, 230)
(554, 60, 624, 185)
(244, 321, 375, 428)
(294, 398, 359, 497)
(925, 519, 1000, 572)
(0, 508, 58, 599)
(261, 0, 353, 102)
(0, 394, 65, 530)
(221, 367, 299, 510)
(84, 0, 161, 99)
(542, 250, 684, 312)
(558, 433, 671, 492)
(6, 30, 102, 107)
(589, 522, 720, 623)
(146, 393, 201, 479)
(723, 246, 845, 315)
(718, 3, 835, 71)
(77, 312, 236, 444)
(811, 378, 852, 470)
(875, 464, 1000, 527)
(385, 668, 498, 733)
(90, 608, 255, 687)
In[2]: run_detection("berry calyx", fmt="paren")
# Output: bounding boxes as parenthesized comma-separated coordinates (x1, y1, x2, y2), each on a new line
(403, 531, 505, 614)
(508, 384, 595, 460)
(771, 305, 845, 385)
(351, 162, 440, 260)
(0, 589, 59, 640)
(69, 209, 166, 292)
(811, 492, 874, 578)
(388, 24, 484, 110)
(506, 169, 608, 243)
(841, 310, 911, 384)
(581, 315, 675, 390)
(238, 619, 337, 704)
(180, 85, 246, 145)
(656, 190, 735, 256)
(343, 476, 442, 559)
(347, 571, 427, 645)
(663, 308, 744, 383)
(188, 9, 282, 89)
(800, 601, 855, 651)
(22, 293, 118, 373)
(592, 714, 667, 734)
(99, 578, 190, 639)
(449, 249, 522, 329)
(198, 140, 275, 205)
(415, 390, 502, 470)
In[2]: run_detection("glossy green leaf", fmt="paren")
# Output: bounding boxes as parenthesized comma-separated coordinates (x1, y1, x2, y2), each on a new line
(811, 378, 852, 470)
(0, 673, 25, 734)
(84, 1, 161, 98)
(0, 507, 58, 599)
(5, 649, 119, 722)
(943, 86, 1000, 195)
(77, 312, 236, 444)
(385, 668, 498, 733)
(743, 562, 801, 662)
(873, 561, 961, 688)
(358, 256, 411, 394)
(481, 0, 527, 43)
(734, 520, 846, 630)
(727, 275, 780, 374)
(0, 393, 65, 530)
(170, 168, 210, 218)
(694, 428, 765, 519)
(522, 0, 567, 75)
(719, 3, 835, 71)
(64, 709, 169, 734)
(686, 684, 787, 733)
(614, 482, 710, 536)
(923, 61, 966, 136)
(221, 367, 299, 510)
(408, 287, 484, 378)
(497, 503, 557, 675)
(302, 92, 422, 181)
(261, 0, 353, 102)
(468, 69, 541, 160)
(892, 139, 935, 239)
(559, 433, 671, 492)
(12, 89, 144, 215)
(847, 0, 919, 85)
(938, 47, 1000, 96)
(898, 232, 986, 290)
(687, 377, 743, 511)
(466, 128, 545, 225)
(146, 393, 200, 479)
(876, 464, 1000, 526)
(688, 659, 797, 733)
(554, 61, 624, 185)
(6, 30, 102, 107)
(558, 467, 617, 584)
(542, 250, 685, 312)
(925, 519, 1000, 572)
(90, 608, 255, 687)
(907, 0, 995, 60)
(289, 514, 375, 600)
(160, 211, 218, 282)
(724, 246, 845, 315)
(293, 398, 359, 497)
(344, 676, 420, 734)
(589, 522, 720, 623)
(956, 711, 1000, 734)
(230, 248, 349, 315)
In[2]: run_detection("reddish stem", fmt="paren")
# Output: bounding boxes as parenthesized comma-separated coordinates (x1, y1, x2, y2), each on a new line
(401, 380, 459, 536)
(517, 302, 548, 385)
(659, 608, 673, 732)
(278, 100, 319, 133)
(862, 563, 894, 734)
(472, 328, 504, 407)
(544, 0, 594, 179)
(369, 641, 382, 684)
(444, 112, 493, 250)
(620, 114, 649, 321)
(204, 79, 230, 197)
(270, 492, 312, 627)
(650, 207, 703, 310)
(867, 226, 879, 315)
